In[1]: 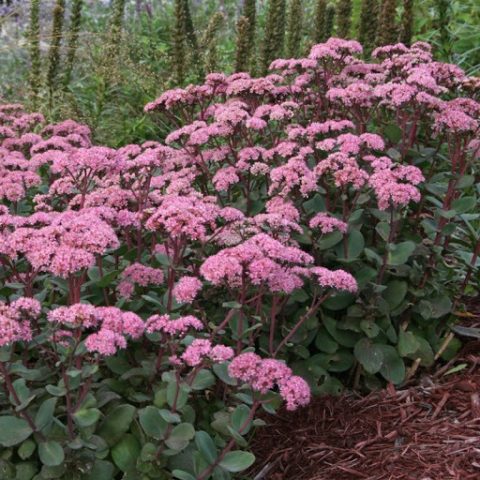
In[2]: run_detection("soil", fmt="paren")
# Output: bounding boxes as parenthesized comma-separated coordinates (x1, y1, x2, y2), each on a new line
(251, 335, 480, 479)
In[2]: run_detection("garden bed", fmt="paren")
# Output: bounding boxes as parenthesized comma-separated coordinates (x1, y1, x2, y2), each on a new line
(252, 341, 480, 480)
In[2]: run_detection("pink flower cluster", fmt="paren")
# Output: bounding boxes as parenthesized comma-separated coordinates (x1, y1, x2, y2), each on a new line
(200, 233, 314, 293)
(145, 194, 220, 241)
(145, 314, 204, 335)
(181, 339, 234, 366)
(1, 209, 119, 277)
(201, 232, 357, 294)
(48, 304, 144, 356)
(228, 352, 311, 410)
(0, 297, 41, 346)
(172, 276, 203, 304)
(309, 213, 348, 234)
(117, 262, 165, 299)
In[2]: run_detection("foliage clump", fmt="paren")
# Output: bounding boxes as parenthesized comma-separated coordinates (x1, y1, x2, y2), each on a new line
(0, 38, 479, 478)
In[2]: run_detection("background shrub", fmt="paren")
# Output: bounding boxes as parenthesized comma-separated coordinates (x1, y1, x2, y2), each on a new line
(0, 0, 478, 147)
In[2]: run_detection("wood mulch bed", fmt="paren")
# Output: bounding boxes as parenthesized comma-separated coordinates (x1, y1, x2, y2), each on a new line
(251, 341, 480, 479)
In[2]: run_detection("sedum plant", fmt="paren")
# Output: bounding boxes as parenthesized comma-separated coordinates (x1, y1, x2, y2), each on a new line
(0, 39, 479, 478)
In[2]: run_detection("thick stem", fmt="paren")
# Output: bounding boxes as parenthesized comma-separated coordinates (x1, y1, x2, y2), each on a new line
(0, 361, 45, 440)
(197, 401, 261, 480)
(274, 292, 331, 357)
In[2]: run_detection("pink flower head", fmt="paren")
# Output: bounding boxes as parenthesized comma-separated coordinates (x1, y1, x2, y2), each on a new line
(310, 267, 358, 292)
(228, 353, 311, 410)
(209, 344, 235, 362)
(48, 303, 99, 328)
(145, 194, 220, 241)
(309, 213, 348, 234)
(181, 339, 212, 366)
(145, 314, 203, 335)
(228, 352, 262, 383)
(85, 329, 127, 356)
(117, 263, 164, 299)
(251, 359, 292, 393)
(0, 299, 37, 346)
(278, 375, 311, 411)
(172, 276, 203, 304)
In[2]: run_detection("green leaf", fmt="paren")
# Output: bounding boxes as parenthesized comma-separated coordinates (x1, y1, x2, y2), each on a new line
(87, 266, 101, 282)
(226, 426, 248, 447)
(397, 330, 420, 357)
(407, 337, 434, 367)
(455, 175, 475, 189)
(387, 241, 416, 266)
(18, 439, 36, 460)
(191, 369, 216, 391)
(219, 451, 255, 473)
(222, 301, 242, 309)
(84, 460, 115, 480)
(97, 404, 136, 447)
(231, 405, 250, 433)
(138, 406, 168, 440)
(111, 434, 141, 472)
(323, 316, 361, 347)
(335, 229, 365, 260)
(213, 363, 237, 386)
(303, 194, 325, 214)
(45, 385, 66, 397)
(359, 320, 380, 339)
(0, 417, 33, 447)
(451, 196, 476, 214)
(195, 431, 217, 465)
(317, 230, 343, 250)
(354, 339, 384, 374)
(443, 363, 467, 376)
(451, 325, 480, 339)
(323, 293, 356, 311)
(379, 345, 405, 384)
(14, 462, 37, 480)
(73, 407, 101, 428)
(97, 270, 120, 288)
(167, 381, 190, 410)
(384, 124, 402, 143)
(35, 398, 57, 431)
(38, 441, 65, 467)
(172, 470, 196, 480)
(429, 295, 452, 319)
(165, 423, 195, 451)
(158, 409, 181, 424)
(382, 280, 408, 311)
(314, 327, 339, 353)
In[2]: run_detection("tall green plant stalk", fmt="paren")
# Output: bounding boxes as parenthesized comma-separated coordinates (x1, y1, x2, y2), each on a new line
(109, 0, 127, 58)
(399, 0, 414, 45)
(202, 12, 224, 73)
(172, 0, 187, 84)
(261, 0, 287, 74)
(336, 0, 352, 39)
(286, 0, 303, 57)
(182, 0, 203, 79)
(376, 0, 397, 46)
(359, 0, 379, 53)
(46, 0, 66, 96)
(314, 0, 327, 43)
(324, 3, 336, 40)
(242, 0, 257, 74)
(235, 16, 251, 72)
(64, 0, 84, 87)
(435, 0, 451, 57)
(28, 0, 41, 107)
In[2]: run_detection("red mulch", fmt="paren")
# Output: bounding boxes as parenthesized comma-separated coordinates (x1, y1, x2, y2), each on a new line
(251, 347, 480, 479)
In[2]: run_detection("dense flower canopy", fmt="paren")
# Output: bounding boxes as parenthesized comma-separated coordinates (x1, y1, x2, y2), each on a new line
(0, 39, 479, 478)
